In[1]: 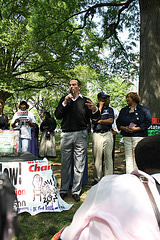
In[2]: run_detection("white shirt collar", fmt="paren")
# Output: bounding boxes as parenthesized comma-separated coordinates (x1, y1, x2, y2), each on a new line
(72, 93, 83, 101)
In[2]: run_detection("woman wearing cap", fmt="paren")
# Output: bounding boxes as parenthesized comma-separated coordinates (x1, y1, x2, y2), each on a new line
(116, 92, 152, 173)
(11, 100, 36, 152)
(0, 99, 9, 130)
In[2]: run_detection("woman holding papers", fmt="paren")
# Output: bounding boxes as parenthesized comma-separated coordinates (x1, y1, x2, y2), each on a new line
(11, 99, 36, 152)
(116, 92, 152, 173)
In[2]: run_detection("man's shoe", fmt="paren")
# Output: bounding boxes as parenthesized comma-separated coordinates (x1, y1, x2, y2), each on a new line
(60, 193, 67, 200)
(72, 194, 80, 202)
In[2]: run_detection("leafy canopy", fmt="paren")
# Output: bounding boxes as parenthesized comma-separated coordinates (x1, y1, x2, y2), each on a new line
(0, 0, 139, 96)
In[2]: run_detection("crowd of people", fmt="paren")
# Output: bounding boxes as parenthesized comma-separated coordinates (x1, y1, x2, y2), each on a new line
(50, 79, 160, 240)
(0, 79, 152, 200)
(0, 99, 57, 158)
(54, 78, 152, 203)
(1, 78, 159, 240)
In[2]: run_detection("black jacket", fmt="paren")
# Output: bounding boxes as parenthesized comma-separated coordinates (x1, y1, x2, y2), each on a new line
(0, 114, 9, 130)
(116, 104, 152, 137)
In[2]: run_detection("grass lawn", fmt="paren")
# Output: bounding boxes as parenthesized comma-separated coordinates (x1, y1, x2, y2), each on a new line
(17, 133, 125, 240)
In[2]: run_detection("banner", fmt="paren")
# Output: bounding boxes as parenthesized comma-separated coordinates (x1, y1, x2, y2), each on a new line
(0, 158, 72, 215)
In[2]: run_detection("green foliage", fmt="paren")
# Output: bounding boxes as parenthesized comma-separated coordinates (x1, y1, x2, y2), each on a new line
(0, 0, 140, 122)
(88, 74, 131, 110)
(0, 0, 107, 97)
(0, 0, 139, 95)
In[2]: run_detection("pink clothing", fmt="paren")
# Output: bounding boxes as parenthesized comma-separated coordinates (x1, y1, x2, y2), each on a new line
(61, 170, 160, 240)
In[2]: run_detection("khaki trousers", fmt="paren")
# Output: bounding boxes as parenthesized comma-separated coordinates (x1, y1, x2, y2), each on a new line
(92, 131, 113, 181)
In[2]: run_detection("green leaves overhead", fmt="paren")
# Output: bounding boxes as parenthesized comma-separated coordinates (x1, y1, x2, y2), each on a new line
(0, 0, 83, 93)
(0, 0, 139, 101)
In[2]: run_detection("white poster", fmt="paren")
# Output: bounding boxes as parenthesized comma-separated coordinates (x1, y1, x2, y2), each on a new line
(0, 158, 72, 215)
(0, 130, 19, 155)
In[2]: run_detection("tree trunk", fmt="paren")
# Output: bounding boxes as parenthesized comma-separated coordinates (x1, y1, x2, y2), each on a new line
(139, 0, 160, 117)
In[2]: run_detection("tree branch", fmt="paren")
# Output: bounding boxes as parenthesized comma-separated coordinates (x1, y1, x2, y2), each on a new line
(57, 0, 136, 53)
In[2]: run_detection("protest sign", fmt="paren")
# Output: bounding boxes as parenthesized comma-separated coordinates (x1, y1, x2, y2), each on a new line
(148, 118, 160, 136)
(0, 158, 72, 215)
(17, 111, 28, 122)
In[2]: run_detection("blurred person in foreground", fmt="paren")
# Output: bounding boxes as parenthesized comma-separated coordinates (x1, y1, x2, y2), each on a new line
(0, 173, 22, 240)
(116, 92, 152, 173)
(51, 135, 160, 240)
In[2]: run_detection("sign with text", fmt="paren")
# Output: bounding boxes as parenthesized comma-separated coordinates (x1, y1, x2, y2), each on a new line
(17, 111, 28, 121)
(152, 118, 160, 125)
(0, 158, 72, 215)
(0, 130, 19, 155)
(16, 111, 29, 127)
(148, 118, 160, 136)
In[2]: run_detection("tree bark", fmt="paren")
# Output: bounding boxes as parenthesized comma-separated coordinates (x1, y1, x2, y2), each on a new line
(139, 0, 160, 117)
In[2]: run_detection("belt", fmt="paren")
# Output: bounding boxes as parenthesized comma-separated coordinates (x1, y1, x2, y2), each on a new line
(94, 129, 111, 133)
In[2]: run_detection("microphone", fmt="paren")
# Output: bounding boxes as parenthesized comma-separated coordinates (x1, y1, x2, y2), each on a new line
(68, 90, 73, 104)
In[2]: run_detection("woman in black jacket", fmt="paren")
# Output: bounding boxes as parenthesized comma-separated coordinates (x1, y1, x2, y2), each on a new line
(116, 92, 152, 173)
